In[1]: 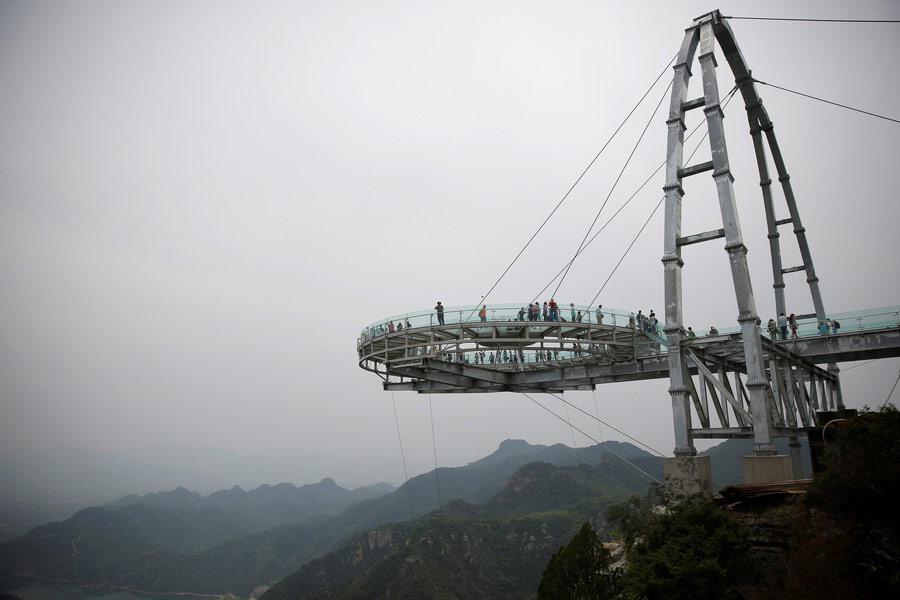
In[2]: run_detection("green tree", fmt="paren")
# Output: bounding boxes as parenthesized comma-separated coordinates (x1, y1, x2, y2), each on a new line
(537, 522, 618, 600)
(784, 405, 900, 599)
(604, 488, 662, 549)
(615, 501, 753, 600)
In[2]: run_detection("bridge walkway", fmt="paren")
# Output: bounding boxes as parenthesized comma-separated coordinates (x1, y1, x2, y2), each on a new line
(358, 304, 900, 393)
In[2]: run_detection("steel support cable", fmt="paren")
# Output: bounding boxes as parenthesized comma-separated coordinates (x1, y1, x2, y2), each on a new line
(391, 390, 416, 522)
(547, 393, 741, 492)
(752, 78, 900, 124)
(881, 367, 900, 408)
(545, 390, 665, 457)
(467, 54, 678, 318)
(523, 392, 662, 484)
(592, 387, 614, 489)
(843, 359, 877, 371)
(530, 148, 670, 303)
(551, 78, 674, 300)
(585, 87, 740, 306)
(531, 85, 739, 304)
(724, 15, 900, 23)
(551, 388, 741, 492)
(428, 393, 442, 507)
(561, 398, 583, 464)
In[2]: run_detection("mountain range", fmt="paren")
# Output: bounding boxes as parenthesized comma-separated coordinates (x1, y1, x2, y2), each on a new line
(0, 436, 809, 598)
(107, 478, 393, 531)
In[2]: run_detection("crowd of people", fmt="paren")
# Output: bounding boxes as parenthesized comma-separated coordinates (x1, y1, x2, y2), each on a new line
(509, 299, 601, 323)
(360, 318, 412, 341)
(440, 342, 609, 365)
(633, 309, 661, 336)
(766, 312, 840, 340)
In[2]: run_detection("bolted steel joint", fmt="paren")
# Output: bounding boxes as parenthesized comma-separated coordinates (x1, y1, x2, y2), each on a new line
(753, 443, 778, 456)
(724, 240, 747, 253)
(674, 445, 698, 457)
(713, 167, 735, 182)
(661, 253, 684, 267)
(746, 377, 770, 390)
(738, 311, 760, 325)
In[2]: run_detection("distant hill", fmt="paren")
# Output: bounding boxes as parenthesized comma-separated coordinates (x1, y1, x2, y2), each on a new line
(0, 504, 254, 588)
(107, 479, 394, 530)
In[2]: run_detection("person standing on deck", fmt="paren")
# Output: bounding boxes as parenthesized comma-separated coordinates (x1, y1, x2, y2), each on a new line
(435, 301, 445, 325)
(777, 313, 788, 340)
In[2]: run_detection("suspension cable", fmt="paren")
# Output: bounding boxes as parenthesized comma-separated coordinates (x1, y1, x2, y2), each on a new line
(428, 393, 442, 507)
(549, 390, 738, 492)
(752, 78, 900, 124)
(523, 392, 662, 483)
(592, 388, 613, 489)
(724, 15, 900, 23)
(561, 397, 583, 464)
(587, 196, 664, 307)
(546, 391, 665, 457)
(585, 86, 740, 305)
(532, 85, 739, 304)
(468, 53, 677, 316)
(552, 77, 674, 299)
(843, 359, 877, 372)
(391, 390, 416, 522)
(881, 367, 900, 408)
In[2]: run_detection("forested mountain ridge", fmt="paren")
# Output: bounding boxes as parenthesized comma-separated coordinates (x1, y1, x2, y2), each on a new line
(106, 478, 394, 530)
(261, 460, 653, 600)
(0, 504, 254, 587)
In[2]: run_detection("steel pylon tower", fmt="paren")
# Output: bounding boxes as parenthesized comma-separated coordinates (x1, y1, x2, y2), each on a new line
(662, 10, 836, 458)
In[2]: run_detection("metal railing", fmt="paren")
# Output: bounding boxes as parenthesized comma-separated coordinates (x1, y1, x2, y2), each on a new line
(358, 303, 663, 345)
(704, 306, 900, 341)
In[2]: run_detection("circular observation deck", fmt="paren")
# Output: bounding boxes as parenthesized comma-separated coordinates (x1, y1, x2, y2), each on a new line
(358, 304, 666, 392)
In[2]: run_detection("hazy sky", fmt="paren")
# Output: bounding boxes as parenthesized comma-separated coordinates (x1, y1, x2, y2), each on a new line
(1, 0, 898, 494)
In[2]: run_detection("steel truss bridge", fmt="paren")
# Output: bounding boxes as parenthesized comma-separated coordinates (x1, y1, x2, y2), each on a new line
(357, 10, 899, 486)
(358, 305, 900, 420)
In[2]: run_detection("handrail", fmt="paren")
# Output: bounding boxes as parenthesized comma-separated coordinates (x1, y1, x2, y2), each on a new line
(358, 303, 660, 344)
(358, 304, 900, 351)
(357, 304, 667, 367)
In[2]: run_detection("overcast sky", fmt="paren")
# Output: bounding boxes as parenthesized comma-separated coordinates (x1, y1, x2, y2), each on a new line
(1, 0, 898, 495)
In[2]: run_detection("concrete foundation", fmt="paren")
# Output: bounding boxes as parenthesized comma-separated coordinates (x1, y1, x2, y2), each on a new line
(742, 455, 794, 484)
(663, 456, 713, 499)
